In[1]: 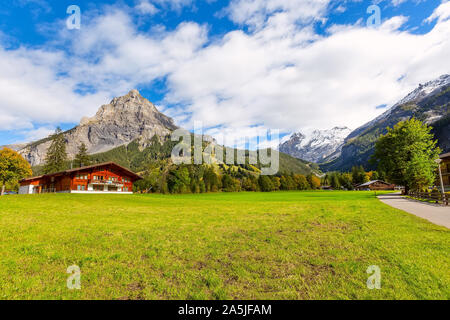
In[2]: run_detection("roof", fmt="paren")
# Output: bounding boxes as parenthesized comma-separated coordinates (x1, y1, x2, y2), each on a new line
(440, 152, 450, 160)
(357, 180, 392, 187)
(20, 162, 142, 183)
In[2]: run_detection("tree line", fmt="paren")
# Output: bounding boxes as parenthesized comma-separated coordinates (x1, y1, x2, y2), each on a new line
(133, 162, 322, 194)
(0, 118, 445, 195)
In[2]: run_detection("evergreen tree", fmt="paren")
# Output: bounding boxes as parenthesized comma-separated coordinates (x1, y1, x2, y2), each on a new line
(330, 173, 341, 190)
(74, 143, 91, 168)
(43, 127, 68, 174)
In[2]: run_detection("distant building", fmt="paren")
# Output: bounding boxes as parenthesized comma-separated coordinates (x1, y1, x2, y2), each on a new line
(439, 152, 450, 192)
(355, 180, 395, 191)
(19, 162, 142, 194)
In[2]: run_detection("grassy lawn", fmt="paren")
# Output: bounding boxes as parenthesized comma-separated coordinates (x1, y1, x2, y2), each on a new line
(0, 191, 448, 300)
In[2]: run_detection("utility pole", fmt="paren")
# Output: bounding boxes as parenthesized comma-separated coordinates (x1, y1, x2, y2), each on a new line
(435, 158, 445, 202)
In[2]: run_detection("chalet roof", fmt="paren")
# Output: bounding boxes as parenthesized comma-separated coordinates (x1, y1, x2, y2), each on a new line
(357, 180, 391, 187)
(440, 152, 450, 160)
(20, 162, 142, 183)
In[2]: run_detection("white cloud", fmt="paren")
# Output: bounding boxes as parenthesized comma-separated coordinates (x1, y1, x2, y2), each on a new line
(21, 126, 56, 141)
(1, 1, 450, 148)
(426, 0, 450, 23)
(391, 0, 408, 6)
(225, 0, 331, 29)
(136, 0, 159, 15)
(163, 9, 450, 135)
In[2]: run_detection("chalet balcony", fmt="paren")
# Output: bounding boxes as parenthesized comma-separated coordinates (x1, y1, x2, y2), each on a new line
(89, 179, 124, 187)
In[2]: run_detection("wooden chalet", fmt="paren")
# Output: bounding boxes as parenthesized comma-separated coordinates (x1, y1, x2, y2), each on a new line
(439, 152, 450, 192)
(355, 180, 395, 191)
(19, 162, 142, 194)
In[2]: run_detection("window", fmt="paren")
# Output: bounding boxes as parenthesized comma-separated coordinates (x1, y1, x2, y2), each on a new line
(77, 185, 81, 191)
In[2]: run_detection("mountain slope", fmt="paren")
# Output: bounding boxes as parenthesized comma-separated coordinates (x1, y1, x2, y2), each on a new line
(31, 135, 319, 177)
(12, 89, 177, 166)
(321, 74, 450, 172)
(279, 127, 351, 163)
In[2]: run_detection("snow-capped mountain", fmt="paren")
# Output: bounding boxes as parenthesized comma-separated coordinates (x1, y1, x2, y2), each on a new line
(347, 74, 450, 140)
(279, 127, 352, 163)
(396, 74, 450, 107)
(322, 74, 450, 172)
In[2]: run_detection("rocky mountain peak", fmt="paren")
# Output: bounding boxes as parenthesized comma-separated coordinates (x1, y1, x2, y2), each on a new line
(279, 127, 351, 163)
(14, 90, 178, 166)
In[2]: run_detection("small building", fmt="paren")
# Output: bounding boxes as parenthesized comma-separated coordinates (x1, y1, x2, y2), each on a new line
(439, 152, 450, 192)
(19, 162, 142, 194)
(355, 180, 395, 191)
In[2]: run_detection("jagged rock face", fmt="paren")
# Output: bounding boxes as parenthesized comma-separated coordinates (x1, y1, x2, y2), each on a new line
(15, 90, 178, 166)
(279, 127, 351, 163)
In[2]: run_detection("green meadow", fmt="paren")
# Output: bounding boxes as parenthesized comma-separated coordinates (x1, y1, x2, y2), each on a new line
(0, 191, 448, 300)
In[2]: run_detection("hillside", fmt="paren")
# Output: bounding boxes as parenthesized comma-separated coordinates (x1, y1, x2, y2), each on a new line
(32, 134, 319, 178)
(321, 74, 450, 172)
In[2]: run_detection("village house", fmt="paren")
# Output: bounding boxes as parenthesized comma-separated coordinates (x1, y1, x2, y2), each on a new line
(439, 152, 450, 192)
(19, 162, 142, 194)
(355, 180, 395, 191)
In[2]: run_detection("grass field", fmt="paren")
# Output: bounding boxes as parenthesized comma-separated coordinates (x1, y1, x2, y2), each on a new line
(0, 191, 448, 300)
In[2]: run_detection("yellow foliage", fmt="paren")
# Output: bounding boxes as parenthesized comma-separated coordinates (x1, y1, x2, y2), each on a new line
(0, 147, 32, 186)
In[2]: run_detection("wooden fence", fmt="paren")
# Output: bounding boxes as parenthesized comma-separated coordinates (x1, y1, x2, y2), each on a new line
(408, 191, 449, 206)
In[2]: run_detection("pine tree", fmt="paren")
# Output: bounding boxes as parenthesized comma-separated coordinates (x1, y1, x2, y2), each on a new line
(74, 143, 91, 168)
(43, 127, 68, 174)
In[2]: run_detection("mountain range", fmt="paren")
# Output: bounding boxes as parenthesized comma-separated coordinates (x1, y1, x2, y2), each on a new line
(5, 90, 317, 176)
(280, 74, 450, 171)
(5, 75, 449, 175)
(279, 127, 351, 163)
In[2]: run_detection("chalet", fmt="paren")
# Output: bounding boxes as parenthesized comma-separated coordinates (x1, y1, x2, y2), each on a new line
(19, 162, 142, 195)
(355, 180, 395, 191)
(439, 152, 450, 192)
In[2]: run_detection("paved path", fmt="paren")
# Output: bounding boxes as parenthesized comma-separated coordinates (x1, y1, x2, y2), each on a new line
(378, 193, 450, 229)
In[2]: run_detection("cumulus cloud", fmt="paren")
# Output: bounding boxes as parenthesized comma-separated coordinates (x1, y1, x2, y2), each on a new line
(426, 0, 450, 23)
(1, 0, 450, 147)
(136, 0, 159, 15)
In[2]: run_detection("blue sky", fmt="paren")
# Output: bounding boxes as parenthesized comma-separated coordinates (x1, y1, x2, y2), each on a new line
(0, 0, 449, 147)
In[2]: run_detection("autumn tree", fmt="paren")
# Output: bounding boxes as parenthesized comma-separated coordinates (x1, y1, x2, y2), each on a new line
(307, 174, 321, 189)
(43, 127, 68, 174)
(0, 148, 32, 195)
(372, 118, 440, 193)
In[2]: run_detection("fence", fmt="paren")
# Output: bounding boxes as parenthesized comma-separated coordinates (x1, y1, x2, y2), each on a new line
(408, 191, 449, 206)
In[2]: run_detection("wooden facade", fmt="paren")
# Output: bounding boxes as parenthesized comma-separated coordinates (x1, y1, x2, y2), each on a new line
(439, 152, 450, 191)
(355, 180, 395, 191)
(19, 162, 142, 194)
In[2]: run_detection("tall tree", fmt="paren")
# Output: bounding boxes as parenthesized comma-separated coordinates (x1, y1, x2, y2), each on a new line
(43, 127, 68, 174)
(0, 148, 32, 195)
(307, 174, 321, 189)
(74, 143, 91, 168)
(372, 118, 440, 193)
